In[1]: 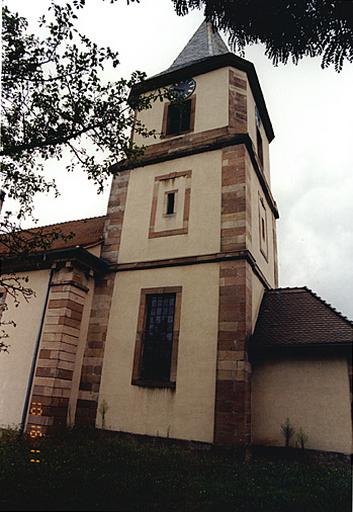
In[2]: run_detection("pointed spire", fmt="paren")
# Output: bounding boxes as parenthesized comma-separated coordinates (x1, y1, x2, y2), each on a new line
(167, 21, 229, 72)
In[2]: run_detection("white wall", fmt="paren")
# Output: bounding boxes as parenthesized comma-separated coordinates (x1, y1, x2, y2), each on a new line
(0, 270, 50, 429)
(98, 263, 220, 443)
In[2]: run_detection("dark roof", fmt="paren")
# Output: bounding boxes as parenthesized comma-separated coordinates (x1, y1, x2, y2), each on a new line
(167, 21, 229, 72)
(0, 216, 106, 256)
(250, 287, 353, 352)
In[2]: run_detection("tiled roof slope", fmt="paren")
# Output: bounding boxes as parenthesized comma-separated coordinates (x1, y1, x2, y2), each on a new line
(250, 287, 353, 350)
(0, 216, 106, 255)
(167, 20, 229, 72)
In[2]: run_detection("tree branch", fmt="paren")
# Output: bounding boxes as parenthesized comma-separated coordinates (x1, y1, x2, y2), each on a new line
(1, 122, 105, 156)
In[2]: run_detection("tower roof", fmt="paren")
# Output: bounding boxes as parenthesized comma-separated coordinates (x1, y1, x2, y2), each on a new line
(167, 21, 229, 72)
(129, 21, 275, 142)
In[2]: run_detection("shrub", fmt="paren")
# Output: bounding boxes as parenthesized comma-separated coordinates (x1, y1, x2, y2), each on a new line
(280, 418, 295, 448)
(296, 428, 309, 449)
(98, 399, 109, 429)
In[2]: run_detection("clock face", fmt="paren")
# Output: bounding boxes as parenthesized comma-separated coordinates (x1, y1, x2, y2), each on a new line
(170, 79, 196, 102)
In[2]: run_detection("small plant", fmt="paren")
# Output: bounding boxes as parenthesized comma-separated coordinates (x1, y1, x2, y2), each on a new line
(296, 428, 308, 449)
(280, 418, 295, 448)
(67, 405, 73, 428)
(98, 399, 109, 429)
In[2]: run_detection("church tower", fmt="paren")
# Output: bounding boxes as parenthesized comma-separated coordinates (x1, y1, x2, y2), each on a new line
(76, 21, 279, 446)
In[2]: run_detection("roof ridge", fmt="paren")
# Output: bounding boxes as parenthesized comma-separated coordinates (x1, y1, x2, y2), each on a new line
(304, 286, 353, 327)
(268, 287, 307, 293)
(22, 215, 106, 232)
(267, 286, 353, 326)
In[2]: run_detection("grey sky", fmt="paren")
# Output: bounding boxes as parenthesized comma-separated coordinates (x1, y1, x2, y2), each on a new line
(6, 0, 353, 319)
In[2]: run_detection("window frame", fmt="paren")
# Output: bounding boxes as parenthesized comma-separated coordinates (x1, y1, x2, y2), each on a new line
(164, 190, 177, 217)
(258, 194, 269, 261)
(131, 286, 182, 389)
(161, 96, 196, 138)
(256, 127, 264, 169)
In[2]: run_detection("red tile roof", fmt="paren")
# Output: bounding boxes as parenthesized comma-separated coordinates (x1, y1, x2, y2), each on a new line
(250, 287, 353, 351)
(0, 216, 106, 256)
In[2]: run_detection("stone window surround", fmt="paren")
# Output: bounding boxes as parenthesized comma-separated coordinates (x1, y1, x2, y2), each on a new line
(131, 286, 182, 390)
(148, 170, 192, 239)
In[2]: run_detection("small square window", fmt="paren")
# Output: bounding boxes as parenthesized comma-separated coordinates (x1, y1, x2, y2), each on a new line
(261, 217, 266, 240)
(166, 192, 175, 215)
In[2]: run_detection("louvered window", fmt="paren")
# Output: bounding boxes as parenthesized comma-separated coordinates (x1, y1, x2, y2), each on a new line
(166, 100, 192, 135)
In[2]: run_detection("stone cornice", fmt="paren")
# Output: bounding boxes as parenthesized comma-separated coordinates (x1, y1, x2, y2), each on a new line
(2, 247, 273, 291)
(1, 247, 110, 275)
(110, 249, 272, 290)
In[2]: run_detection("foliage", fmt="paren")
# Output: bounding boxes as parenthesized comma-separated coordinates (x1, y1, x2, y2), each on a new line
(1, 0, 165, 341)
(1, 1, 160, 218)
(0, 275, 33, 353)
(0, 212, 74, 258)
(98, 399, 109, 429)
(0, 430, 351, 511)
(296, 427, 309, 450)
(173, 0, 353, 71)
(0, 211, 76, 348)
(280, 417, 295, 448)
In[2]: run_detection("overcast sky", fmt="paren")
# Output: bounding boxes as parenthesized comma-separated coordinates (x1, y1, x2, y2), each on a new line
(6, 0, 353, 319)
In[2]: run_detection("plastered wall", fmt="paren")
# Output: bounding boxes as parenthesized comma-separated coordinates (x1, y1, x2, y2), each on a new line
(247, 152, 276, 287)
(98, 263, 219, 443)
(0, 270, 50, 428)
(118, 151, 222, 263)
(251, 356, 353, 454)
(86, 243, 103, 258)
(134, 67, 230, 147)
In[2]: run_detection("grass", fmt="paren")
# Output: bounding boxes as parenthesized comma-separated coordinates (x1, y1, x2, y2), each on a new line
(0, 429, 351, 511)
